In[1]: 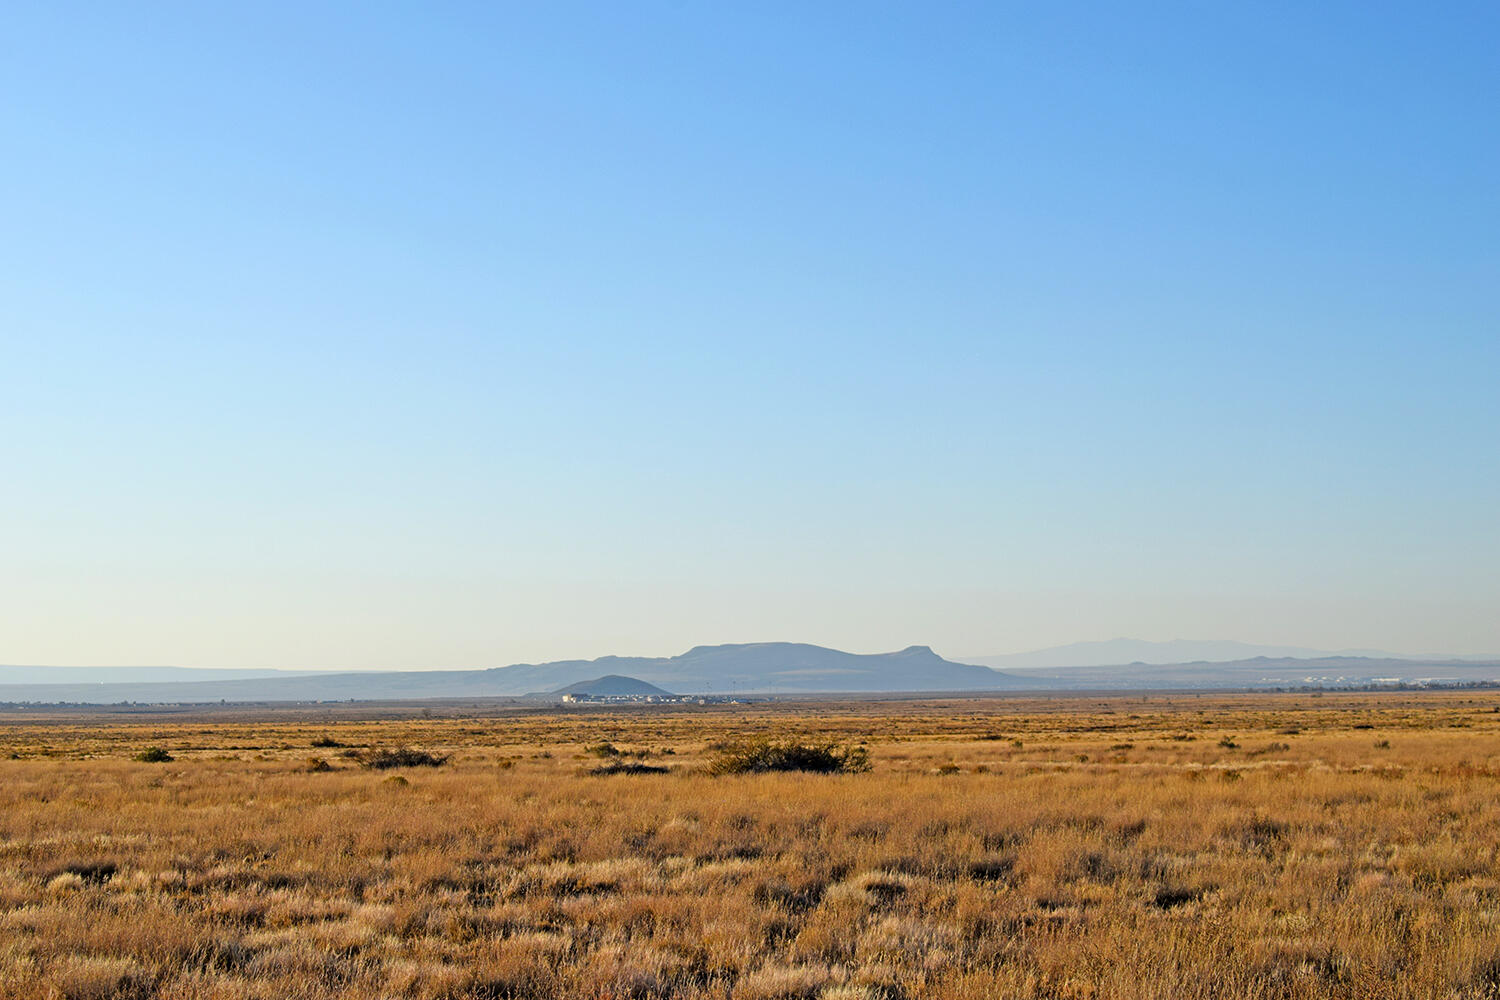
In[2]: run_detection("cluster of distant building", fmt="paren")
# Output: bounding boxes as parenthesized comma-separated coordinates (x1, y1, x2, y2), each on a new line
(558, 692, 746, 705)
(561, 691, 667, 704)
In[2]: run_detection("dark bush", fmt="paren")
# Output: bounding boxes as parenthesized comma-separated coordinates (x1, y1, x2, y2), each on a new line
(134, 746, 174, 763)
(360, 748, 449, 770)
(53, 861, 118, 885)
(968, 858, 1014, 881)
(589, 761, 670, 776)
(708, 738, 870, 775)
(310, 736, 345, 748)
(1152, 885, 1202, 909)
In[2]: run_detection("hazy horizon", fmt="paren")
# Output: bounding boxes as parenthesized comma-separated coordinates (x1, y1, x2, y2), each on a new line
(5, 4, 1496, 670)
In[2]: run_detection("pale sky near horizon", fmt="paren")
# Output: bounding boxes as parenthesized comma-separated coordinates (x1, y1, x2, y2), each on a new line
(4, 3, 1497, 669)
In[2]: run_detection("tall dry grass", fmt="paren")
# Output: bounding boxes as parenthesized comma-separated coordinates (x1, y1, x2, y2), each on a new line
(2, 692, 1500, 998)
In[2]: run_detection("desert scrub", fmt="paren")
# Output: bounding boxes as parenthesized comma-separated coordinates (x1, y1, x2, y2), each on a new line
(132, 746, 173, 762)
(707, 737, 870, 775)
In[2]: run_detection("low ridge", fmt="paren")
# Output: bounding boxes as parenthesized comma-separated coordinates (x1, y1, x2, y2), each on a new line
(547, 675, 674, 697)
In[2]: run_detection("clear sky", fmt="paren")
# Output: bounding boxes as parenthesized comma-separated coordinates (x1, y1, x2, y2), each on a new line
(3, 3, 1497, 668)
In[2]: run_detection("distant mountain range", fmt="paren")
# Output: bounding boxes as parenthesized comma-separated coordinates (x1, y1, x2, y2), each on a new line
(993, 656, 1500, 689)
(965, 638, 1498, 670)
(0, 643, 1019, 703)
(3, 641, 1498, 704)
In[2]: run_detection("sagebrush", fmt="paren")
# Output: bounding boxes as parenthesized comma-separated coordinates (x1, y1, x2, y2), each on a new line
(707, 737, 871, 774)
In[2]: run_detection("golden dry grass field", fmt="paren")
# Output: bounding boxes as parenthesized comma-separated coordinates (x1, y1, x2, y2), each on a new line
(4, 691, 1500, 999)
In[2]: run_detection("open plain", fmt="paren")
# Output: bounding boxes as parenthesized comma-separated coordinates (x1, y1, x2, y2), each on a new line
(3, 691, 1500, 999)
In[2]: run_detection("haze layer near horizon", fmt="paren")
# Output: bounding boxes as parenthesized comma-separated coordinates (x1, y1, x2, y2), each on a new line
(4, 4, 1497, 668)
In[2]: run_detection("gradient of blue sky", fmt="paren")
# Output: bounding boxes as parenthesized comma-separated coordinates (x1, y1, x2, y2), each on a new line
(3, 3, 1496, 667)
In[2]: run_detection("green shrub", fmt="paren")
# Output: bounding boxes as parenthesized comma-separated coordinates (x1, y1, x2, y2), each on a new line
(707, 738, 870, 775)
(134, 746, 173, 763)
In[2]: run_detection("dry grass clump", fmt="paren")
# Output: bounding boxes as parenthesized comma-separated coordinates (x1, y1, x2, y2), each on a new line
(707, 737, 871, 775)
(4, 691, 1500, 997)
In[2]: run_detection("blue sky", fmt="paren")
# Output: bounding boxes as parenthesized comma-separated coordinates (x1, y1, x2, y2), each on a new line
(3, 3, 1496, 667)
